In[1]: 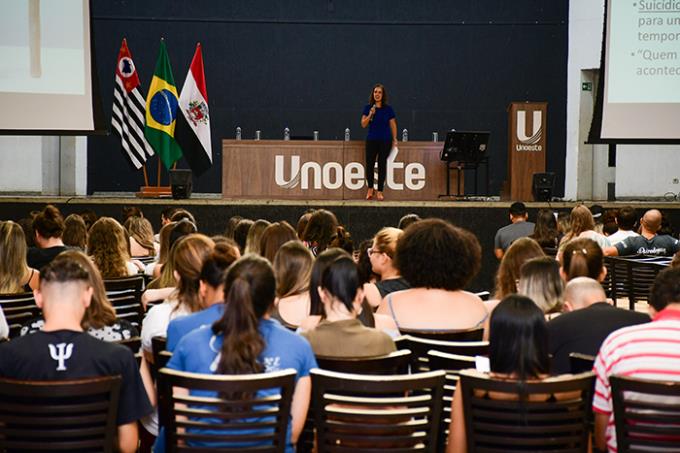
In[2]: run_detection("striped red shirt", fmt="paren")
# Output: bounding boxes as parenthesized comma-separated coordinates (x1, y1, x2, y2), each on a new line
(593, 307, 680, 452)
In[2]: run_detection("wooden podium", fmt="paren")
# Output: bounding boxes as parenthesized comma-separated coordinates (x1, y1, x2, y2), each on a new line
(507, 102, 547, 201)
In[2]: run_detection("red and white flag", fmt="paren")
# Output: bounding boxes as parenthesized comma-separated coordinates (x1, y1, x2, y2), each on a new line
(111, 38, 154, 169)
(175, 43, 212, 175)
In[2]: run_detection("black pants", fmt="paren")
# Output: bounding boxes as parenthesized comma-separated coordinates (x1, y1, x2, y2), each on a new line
(365, 140, 391, 191)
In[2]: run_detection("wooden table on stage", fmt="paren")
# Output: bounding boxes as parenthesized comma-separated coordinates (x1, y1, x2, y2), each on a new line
(222, 140, 461, 201)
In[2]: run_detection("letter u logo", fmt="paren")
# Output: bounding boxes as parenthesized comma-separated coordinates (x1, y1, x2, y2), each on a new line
(274, 155, 301, 189)
(516, 111, 542, 145)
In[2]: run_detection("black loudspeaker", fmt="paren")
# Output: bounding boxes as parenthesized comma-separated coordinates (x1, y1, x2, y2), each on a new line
(532, 172, 555, 202)
(169, 169, 192, 199)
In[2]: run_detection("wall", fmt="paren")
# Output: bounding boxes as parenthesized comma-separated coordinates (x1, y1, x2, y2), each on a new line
(87, 0, 569, 196)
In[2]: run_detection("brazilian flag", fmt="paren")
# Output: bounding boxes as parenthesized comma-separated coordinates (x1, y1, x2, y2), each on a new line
(145, 40, 183, 169)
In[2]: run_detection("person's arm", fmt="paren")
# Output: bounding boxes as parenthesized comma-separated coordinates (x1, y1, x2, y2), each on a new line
(604, 245, 619, 256)
(363, 283, 382, 308)
(594, 412, 609, 451)
(290, 376, 312, 444)
(447, 385, 466, 453)
(139, 354, 157, 407)
(117, 421, 139, 453)
(361, 105, 376, 128)
(27, 268, 40, 290)
(389, 118, 397, 146)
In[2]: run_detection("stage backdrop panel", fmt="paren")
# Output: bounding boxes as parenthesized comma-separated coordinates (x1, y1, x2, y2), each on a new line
(222, 140, 456, 201)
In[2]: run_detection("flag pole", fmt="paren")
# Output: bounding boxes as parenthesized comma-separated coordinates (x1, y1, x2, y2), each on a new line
(142, 163, 149, 187)
(157, 157, 161, 187)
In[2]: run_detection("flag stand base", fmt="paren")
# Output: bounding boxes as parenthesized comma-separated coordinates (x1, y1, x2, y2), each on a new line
(136, 186, 173, 198)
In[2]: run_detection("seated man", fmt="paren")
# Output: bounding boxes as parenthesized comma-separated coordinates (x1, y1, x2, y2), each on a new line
(606, 206, 640, 245)
(593, 267, 680, 452)
(604, 209, 680, 257)
(547, 277, 649, 374)
(0, 255, 152, 453)
(494, 201, 535, 260)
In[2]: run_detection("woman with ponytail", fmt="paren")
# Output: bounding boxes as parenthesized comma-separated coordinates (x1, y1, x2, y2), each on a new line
(559, 237, 607, 282)
(158, 255, 316, 453)
(302, 256, 396, 357)
(28, 204, 68, 269)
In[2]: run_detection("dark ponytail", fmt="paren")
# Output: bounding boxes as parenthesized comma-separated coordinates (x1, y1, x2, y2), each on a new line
(212, 255, 275, 376)
(33, 205, 65, 239)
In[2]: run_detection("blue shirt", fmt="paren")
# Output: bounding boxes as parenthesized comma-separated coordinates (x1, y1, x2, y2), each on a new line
(166, 303, 225, 352)
(363, 104, 395, 141)
(154, 318, 317, 453)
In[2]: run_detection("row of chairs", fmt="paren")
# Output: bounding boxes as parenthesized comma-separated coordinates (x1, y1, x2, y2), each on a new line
(0, 275, 145, 338)
(3, 365, 675, 452)
(603, 255, 670, 310)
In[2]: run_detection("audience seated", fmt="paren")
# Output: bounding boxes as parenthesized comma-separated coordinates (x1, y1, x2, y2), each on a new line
(155, 255, 316, 453)
(21, 250, 140, 341)
(548, 277, 649, 375)
(259, 221, 298, 262)
(604, 208, 680, 257)
(270, 240, 314, 329)
(302, 208, 339, 256)
(493, 237, 545, 301)
(88, 217, 140, 277)
(124, 215, 157, 258)
(363, 227, 410, 308)
(448, 295, 557, 453)
(295, 209, 314, 239)
(245, 219, 272, 255)
(397, 212, 421, 230)
(146, 221, 175, 280)
(62, 213, 88, 250)
(232, 218, 253, 254)
(560, 237, 607, 282)
(606, 206, 640, 245)
(169, 208, 197, 227)
(593, 266, 680, 452)
(377, 219, 487, 331)
(494, 201, 535, 260)
(0, 220, 40, 293)
(165, 241, 240, 352)
(27, 204, 68, 270)
(529, 208, 560, 252)
(517, 256, 564, 315)
(223, 214, 243, 239)
(558, 204, 611, 256)
(302, 255, 396, 357)
(0, 254, 152, 453)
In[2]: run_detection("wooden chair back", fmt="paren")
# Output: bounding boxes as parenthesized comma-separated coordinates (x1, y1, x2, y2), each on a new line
(0, 375, 121, 452)
(316, 349, 411, 375)
(310, 368, 446, 452)
(157, 367, 296, 453)
(116, 336, 142, 366)
(398, 327, 484, 342)
(568, 352, 596, 374)
(395, 335, 489, 373)
(459, 371, 595, 452)
(150, 336, 171, 378)
(610, 375, 680, 452)
(103, 276, 144, 328)
(427, 350, 478, 452)
(0, 292, 39, 338)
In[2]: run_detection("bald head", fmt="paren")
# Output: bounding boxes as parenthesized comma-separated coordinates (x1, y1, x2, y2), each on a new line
(641, 209, 662, 234)
(564, 277, 607, 311)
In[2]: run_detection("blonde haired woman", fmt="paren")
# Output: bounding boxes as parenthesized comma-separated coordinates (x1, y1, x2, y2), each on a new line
(0, 221, 39, 293)
(558, 204, 611, 256)
(88, 217, 139, 278)
(271, 240, 314, 329)
(124, 215, 157, 258)
(364, 227, 410, 308)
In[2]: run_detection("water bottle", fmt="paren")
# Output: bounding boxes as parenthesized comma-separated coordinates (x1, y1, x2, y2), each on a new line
(284, 127, 290, 140)
(432, 131, 438, 142)
(313, 130, 319, 141)
(402, 128, 408, 142)
(344, 128, 350, 141)
(255, 130, 261, 140)
(235, 127, 242, 140)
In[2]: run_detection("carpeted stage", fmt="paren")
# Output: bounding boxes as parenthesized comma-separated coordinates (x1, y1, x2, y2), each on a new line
(2, 196, 679, 293)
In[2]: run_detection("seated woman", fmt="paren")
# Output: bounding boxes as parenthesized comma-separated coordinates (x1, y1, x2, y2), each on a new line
(299, 248, 398, 337)
(88, 217, 141, 277)
(558, 204, 611, 258)
(27, 205, 69, 270)
(0, 221, 40, 293)
(377, 219, 488, 331)
(518, 256, 565, 316)
(21, 250, 138, 340)
(529, 208, 561, 254)
(62, 214, 88, 251)
(560, 237, 607, 283)
(124, 215, 157, 258)
(302, 255, 396, 358)
(448, 295, 569, 453)
(259, 221, 298, 263)
(363, 227, 410, 308)
(270, 240, 314, 330)
(155, 255, 316, 453)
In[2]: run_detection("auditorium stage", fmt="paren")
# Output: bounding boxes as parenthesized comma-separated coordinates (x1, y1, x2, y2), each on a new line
(2, 195, 679, 293)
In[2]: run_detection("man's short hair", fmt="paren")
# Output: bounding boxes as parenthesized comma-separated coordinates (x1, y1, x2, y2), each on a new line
(617, 207, 637, 230)
(509, 202, 527, 217)
(40, 257, 89, 285)
(650, 267, 680, 312)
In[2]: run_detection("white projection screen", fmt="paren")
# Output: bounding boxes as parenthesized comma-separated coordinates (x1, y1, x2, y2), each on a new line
(596, 0, 680, 141)
(0, 0, 104, 134)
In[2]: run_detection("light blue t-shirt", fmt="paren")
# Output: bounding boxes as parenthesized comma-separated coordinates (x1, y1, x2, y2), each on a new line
(154, 318, 317, 453)
(166, 303, 225, 352)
